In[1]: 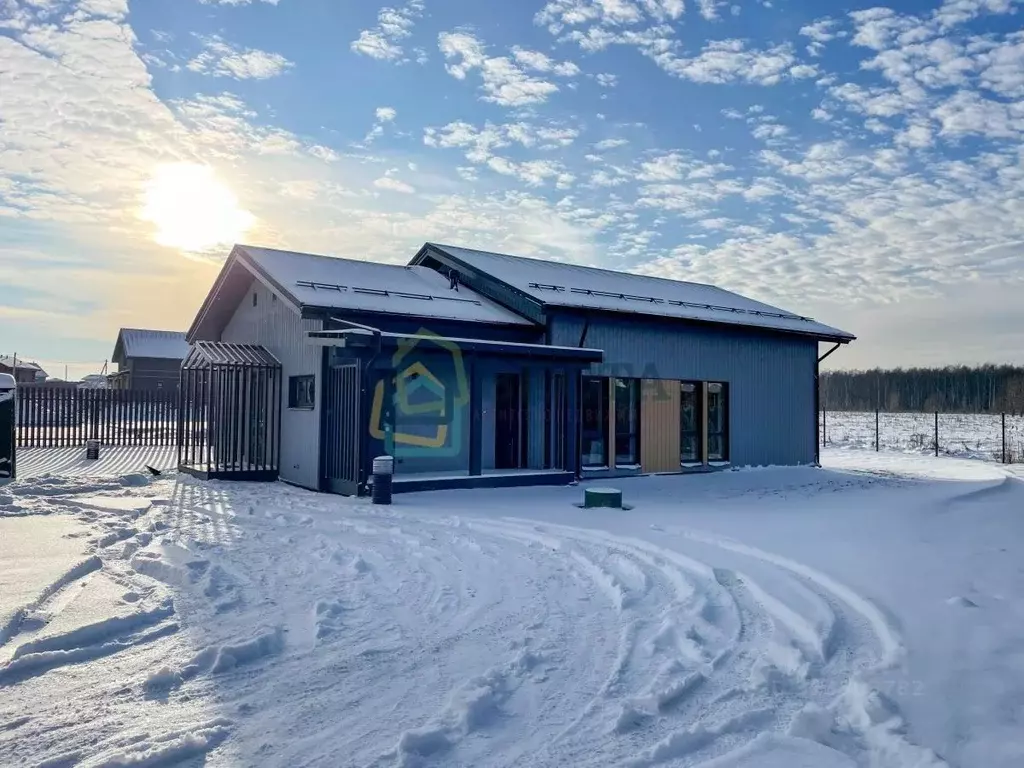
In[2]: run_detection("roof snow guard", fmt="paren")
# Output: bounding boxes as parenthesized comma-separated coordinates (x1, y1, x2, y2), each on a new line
(529, 283, 813, 323)
(295, 280, 487, 307)
(183, 341, 281, 369)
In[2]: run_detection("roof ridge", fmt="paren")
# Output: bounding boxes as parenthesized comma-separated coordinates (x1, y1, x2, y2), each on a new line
(429, 242, 735, 295)
(238, 244, 412, 271)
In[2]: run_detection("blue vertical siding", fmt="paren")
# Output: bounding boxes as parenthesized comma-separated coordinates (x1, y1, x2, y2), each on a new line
(549, 314, 817, 467)
(527, 368, 546, 469)
(481, 372, 496, 470)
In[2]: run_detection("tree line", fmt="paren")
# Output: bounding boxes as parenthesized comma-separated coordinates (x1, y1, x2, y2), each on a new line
(821, 365, 1024, 414)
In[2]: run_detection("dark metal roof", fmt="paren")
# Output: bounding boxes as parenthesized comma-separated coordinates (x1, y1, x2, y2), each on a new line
(417, 243, 856, 343)
(183, 341, 281, 369)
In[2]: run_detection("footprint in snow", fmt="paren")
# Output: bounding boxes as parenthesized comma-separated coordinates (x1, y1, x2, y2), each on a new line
(946, 596, 980, 608)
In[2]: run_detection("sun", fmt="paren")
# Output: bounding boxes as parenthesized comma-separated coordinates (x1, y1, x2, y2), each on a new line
(140, 163, 255, 253)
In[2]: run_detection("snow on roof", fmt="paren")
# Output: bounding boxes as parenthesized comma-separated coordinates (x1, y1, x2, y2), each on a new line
(427, 244, 855, 342)
(238, 245, 533, 327)
(0, 355, 43, 371)
(116, 329, 190, 361)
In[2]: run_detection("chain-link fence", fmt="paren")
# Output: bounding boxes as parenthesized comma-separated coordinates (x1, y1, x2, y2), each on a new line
(820, 411, 1024, 464)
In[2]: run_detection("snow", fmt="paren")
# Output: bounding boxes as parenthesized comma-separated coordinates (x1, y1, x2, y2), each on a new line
(428, 243, 854, 341)
(822, 410, 1024, 463)
(1, 449, 1022, 766)
(115, 329, 190, 361)
(15, 446, 177, 480)
(239, 245, 533, 327)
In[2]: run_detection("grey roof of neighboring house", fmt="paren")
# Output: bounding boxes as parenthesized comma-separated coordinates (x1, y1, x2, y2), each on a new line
(237, 245, 533, 327)
(0, 355, 43, 371)
(113, 329, 190, 362)
(423, 243, 855, 342)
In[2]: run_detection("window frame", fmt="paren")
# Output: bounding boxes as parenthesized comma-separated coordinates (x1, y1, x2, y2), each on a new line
(706, 381, 729, 463)
(613, 377, 641, 467)
(288, 374, 316, 410)
(680, 380, 704, 466)
(580, 375, 610, 469)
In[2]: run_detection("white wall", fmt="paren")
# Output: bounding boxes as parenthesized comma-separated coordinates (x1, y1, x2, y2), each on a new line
(221, 282, 323, 489)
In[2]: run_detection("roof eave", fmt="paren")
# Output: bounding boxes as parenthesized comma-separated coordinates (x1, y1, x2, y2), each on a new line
(548, 304, 855, 344)
(302, 303, 535, 329)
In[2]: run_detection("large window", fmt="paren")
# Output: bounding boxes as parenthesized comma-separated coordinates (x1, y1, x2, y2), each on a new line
(581, 376, 609, 468)
(680, 381, 702, 464)
(614, 378, 641, 466)
(707, 382, 729, 462)
(288, 375, 315, 410)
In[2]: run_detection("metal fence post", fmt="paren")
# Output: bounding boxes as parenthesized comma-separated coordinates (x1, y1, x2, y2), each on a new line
(875, 409, 880, 452)
(1002, 413, 1007, 464)
(934, 411, 939, 457)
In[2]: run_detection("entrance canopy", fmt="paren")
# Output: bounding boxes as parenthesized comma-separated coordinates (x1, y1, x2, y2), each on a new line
(308, 328, 603, 363)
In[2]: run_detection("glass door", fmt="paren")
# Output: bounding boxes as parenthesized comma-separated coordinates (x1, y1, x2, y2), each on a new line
(680, 381, 702, 464)
(581, 376, 609, 468)
(614, 378, 640, 467)
(707, 382, 729, 461)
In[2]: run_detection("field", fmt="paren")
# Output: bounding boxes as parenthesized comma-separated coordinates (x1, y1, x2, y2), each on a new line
(820, 411, 1024, 463)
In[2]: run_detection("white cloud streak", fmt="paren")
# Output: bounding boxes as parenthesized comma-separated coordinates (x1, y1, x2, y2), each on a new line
(187, 35, 293, 79)
(350, 0, 424, 61)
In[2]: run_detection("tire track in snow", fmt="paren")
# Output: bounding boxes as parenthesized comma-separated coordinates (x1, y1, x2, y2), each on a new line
(466, 517, 929, 767)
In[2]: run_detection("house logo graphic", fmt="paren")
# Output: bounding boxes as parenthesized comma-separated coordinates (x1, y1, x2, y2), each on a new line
(369, 329, 469, 458)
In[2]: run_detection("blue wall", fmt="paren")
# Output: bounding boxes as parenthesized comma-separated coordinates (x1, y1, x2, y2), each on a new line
(549, 313, 818, 467)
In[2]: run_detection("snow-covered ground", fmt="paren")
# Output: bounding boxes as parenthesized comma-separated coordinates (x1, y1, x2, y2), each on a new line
(15, 446, 178, 480)
(1, 450, 1022, 767)
(821, 411, 1024, 463)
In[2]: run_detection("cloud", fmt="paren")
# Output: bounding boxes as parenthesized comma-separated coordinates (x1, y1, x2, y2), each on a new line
(651, 40, 815, 85)
(350, 0, 424, 61)
(422, 120, 580, 178)
(374, 173, 416, 194)
(535, 0, 683, 32)
(510, 46, 580, 76)
(595, 72, 618, 86)
(800, 18, 839, 56)
(187, 35, 293, 79)
(697, 0, 727, 20)
(438, 31, 578, 106)
(360, 106, 398, 145)
(200, 0, 280, 5)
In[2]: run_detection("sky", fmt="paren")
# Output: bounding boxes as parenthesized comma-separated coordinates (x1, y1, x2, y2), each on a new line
(1, 0, 1023, 379)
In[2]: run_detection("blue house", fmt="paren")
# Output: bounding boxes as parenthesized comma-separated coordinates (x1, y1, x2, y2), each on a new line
(184, 243, 853, 493)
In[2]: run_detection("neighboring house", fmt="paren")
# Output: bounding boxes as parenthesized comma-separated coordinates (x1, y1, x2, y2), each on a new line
(78, 374, 110, 390)
(35, 379, 81, 390)
(185, 243, 854, 495)
(0, 355, 46, 384)
(110, 329, 189, 391)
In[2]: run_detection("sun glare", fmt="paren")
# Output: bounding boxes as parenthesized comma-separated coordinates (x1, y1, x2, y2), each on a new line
(140, 163, 255, 253)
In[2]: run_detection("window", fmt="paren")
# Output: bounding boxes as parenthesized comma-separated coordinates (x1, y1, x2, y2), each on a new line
(707, 382, 729, 462)
(614, 378, 641, 466)
(252, 291, 258, 307)
(288, 375, 315, 410)
(581, 376, 609, 468)
(680, 382, 703, 464)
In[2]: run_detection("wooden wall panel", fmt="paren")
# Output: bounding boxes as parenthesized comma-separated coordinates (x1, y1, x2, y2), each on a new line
(641, 379, 680, 473)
